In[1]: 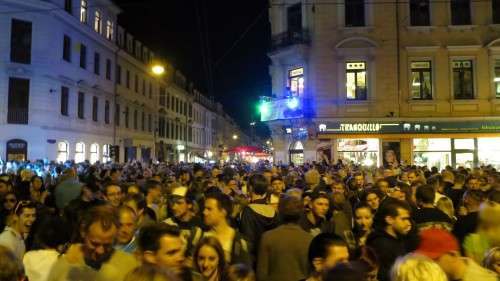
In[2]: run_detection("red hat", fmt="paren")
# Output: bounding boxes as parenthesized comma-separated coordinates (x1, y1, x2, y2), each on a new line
(415, 228, 459, 259)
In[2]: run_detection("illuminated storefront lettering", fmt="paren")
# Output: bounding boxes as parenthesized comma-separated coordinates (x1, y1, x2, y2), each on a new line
(340, 123, 381, 132)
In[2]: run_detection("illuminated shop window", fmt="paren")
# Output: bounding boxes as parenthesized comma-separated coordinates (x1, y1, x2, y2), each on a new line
(90, 143, 99, 164)
(494, 60, 500, 99)
(75, 142, 85, 163)
(288, 67, 304, 96)
(478, 138, 500, 169)
(346, 62, 367, 100)
(410, 61, 432, 100)
(102, 144, 111, 163)
(337, 139, 378, 166)
(413, 138, 451, 170)
(57, 141, 69, 163)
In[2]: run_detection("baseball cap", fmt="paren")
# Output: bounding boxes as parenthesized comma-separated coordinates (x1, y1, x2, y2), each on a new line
(415, 228, 459, 259)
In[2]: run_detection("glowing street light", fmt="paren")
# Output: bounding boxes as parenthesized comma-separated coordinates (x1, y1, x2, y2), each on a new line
(232, 134, 239, 140)
(152, 64, 165, 76)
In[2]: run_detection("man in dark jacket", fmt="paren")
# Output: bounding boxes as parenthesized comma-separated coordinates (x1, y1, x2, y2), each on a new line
(239, 174, 279, 261)
(366, 198, 413, 281)
(414, 184, 453, 231)
(298, 191, 335, 237)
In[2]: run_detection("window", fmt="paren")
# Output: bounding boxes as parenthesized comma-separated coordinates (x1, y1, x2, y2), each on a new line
(61, 86, 69, 116)
(345, 0, 365, 27)
(410, 0, 430, 26)
(338, 139, 379, 166)
(115, 103, 120, 126)
(63, 35, 71, 62)
(148, 114, 152, 132)
(94, 52, 100, 75)
(92, 96, 98, 121)
(287, 3, 302, 33)
(142, 79, 146, 96)
(106, 59, 111, 80)
(346, 62, 367, 100)
(106, 20, 114, 40)
(160, 87, 166, 106)
(80, 44, 87, 69)
(78, 92, 85, 119)
(125, 106, 129, 128)
(133, 110, 138, 130)
(102, 144, 111, 162)
(288, 67, 305, 96)
(452, 60, 474, 99)
(410, 61, 432, 100)
(141, 111, 145, 131)
(149, 81, 152, 98)
(104, 100, 110, 124)
(158, 116, 165, 137)
(90, 143, 99, 164)
(413, 139, 451, 170)
(495, 60, 500, 99)
(451, 0, 471, 25)
(116, 64, 122, 84)
(494, 0, 500, 24)
(55, 141, 69, 163)
(80, 0, 88, 23)
(94, 10, 102, 33)
(7, 78, 30, 124)
(135, 74, 139, 93)
(75, 142, 85, 163)
(126, 70, 130, 88)
(64, 0, 72, 14)
(10, 19, 32, 64)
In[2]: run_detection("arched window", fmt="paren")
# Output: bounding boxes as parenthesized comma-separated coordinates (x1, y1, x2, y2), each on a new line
(90, 143, 99, 164)
(75, 142, 85, 163)
(57, 141, 69, 163)
(102, 144, 111, 163)
(290, 141, 304, 165)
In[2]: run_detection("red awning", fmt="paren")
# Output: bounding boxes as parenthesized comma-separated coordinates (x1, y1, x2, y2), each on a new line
(227, 146, 263, 153)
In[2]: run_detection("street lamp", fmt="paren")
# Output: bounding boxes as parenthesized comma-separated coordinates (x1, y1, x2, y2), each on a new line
(152, 64, 165, 76)
(232, 134, 238, 140)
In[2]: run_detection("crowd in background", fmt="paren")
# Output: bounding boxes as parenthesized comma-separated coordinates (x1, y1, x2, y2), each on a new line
(0, 158, 499, 281)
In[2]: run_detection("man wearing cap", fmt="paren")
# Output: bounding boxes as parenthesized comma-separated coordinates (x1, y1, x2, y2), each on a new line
(298, 191, 334, 237)
(416, 228, 497, 281)
(163, 186, 203, 257)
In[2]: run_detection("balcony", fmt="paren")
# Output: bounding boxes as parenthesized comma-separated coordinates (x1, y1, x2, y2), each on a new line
(270, 29, 310, 52)
(7, 108, 28, 124)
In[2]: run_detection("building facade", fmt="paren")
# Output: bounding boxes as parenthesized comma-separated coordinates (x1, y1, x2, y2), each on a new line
(0, 0, 246, 163)
(266, 0, 500, 169)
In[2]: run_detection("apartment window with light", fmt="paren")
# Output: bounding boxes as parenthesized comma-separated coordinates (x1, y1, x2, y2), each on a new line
(57, 142, 69, 163)
(494, 60, 500, 99)
(452, 60, 474, 99)
(63, 35, 71, 62)
(61, 86, 69, 116)
(410, 61, 432, 100)
(102, 144, 110, 162)
(346, 62, 367, 100)
(92, 96, 98, 122)
(345, 0, 365, 27)
(451, 0, 471, 25)
(288, 67, 304, 96)
(106, 20, 114, 40)
(78, 92, 85, 119)
(80, 0, 88, 23)
(94, 10, 102, 33)
(410, 0, 430, 26)
(90, 143, 99, 164)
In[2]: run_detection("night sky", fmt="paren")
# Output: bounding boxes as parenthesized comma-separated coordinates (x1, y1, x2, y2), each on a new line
(113, 0, 271, 137)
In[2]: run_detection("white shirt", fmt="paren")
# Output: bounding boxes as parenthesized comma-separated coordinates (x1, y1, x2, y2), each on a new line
(0, 226, 25, 260)
(23, 249, 60, 281)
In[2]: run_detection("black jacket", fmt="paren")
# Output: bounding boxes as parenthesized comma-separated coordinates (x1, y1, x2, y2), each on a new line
(239, 201, 279, 259)
(366, 230, 412, 281)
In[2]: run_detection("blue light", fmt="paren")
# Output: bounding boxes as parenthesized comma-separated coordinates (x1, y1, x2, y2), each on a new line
(287, 97, 299, 109)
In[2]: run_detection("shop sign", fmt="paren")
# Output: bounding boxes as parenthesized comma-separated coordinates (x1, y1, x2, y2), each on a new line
(319, 120, 500, 134)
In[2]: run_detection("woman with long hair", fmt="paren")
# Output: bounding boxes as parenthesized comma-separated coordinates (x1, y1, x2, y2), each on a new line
(194, 236, 227, 281)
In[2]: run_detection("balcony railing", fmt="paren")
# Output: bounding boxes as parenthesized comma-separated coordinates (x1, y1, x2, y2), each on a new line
(7, 108, 28, 124)
(271, 29, 310, 52)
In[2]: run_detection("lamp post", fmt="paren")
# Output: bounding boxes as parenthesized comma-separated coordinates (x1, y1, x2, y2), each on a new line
(151, 63, 166, 162)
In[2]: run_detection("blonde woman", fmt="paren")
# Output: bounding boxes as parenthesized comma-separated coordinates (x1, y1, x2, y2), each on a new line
(391, 253, 447, 281)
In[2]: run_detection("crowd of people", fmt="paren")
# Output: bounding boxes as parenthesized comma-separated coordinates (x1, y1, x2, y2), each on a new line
(0, 159, 499, 281)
